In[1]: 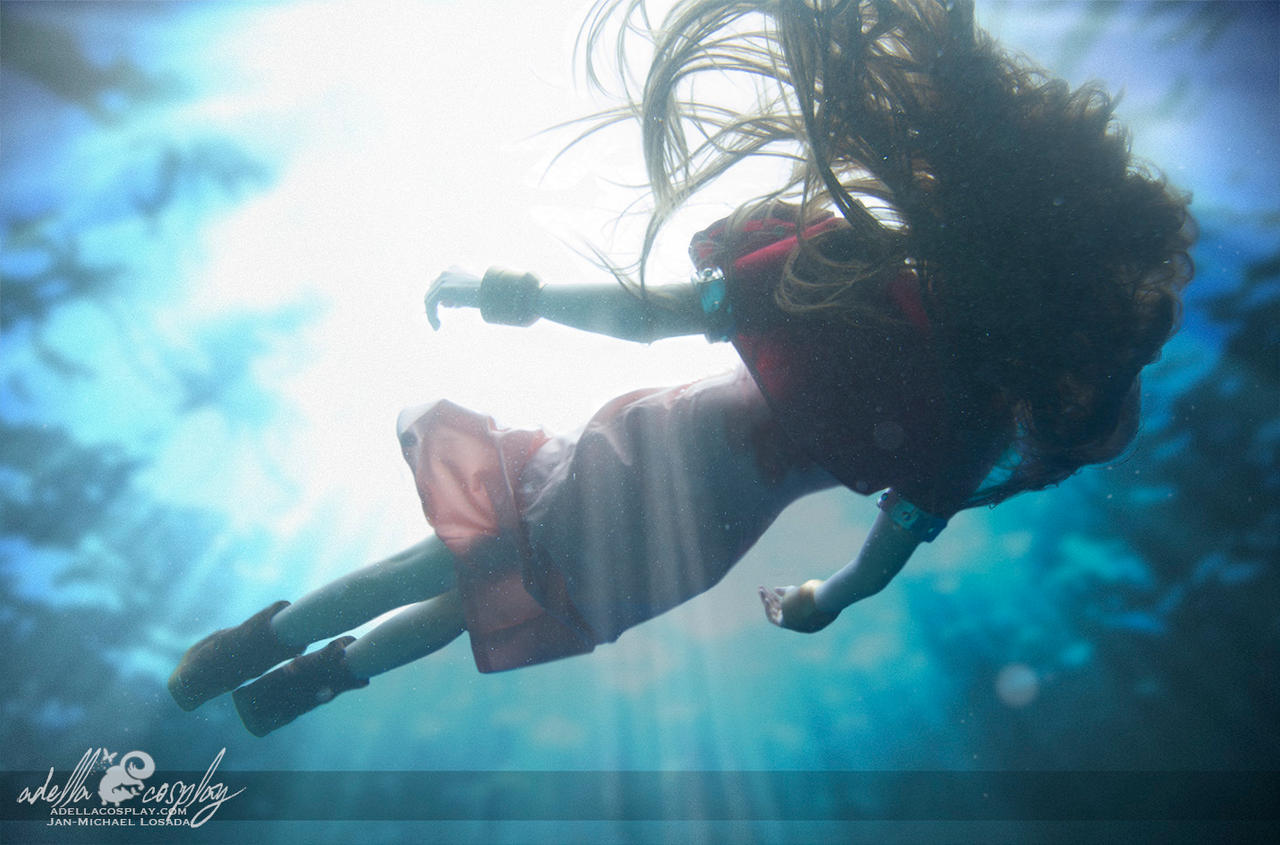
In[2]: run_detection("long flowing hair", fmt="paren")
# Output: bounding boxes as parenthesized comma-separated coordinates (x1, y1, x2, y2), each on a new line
(580, 0, 1194, 505)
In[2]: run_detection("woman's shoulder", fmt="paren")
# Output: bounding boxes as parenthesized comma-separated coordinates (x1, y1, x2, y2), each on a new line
(689, 201, 838, 271)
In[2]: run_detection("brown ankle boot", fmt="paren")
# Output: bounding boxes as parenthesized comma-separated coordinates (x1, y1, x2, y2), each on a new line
(168, 601, 304, 712)
(232, 636, 369, 737)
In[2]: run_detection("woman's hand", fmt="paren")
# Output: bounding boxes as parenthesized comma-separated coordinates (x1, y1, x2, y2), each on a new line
(758, 579, 839, 633)
(424, 268, 482, 330)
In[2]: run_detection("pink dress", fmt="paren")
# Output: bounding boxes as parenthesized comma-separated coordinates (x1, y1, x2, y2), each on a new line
(397, 369, 836, 673)
(399, 211, 999, 673)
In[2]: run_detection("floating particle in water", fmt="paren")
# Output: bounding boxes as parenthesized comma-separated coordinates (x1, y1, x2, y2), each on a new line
(995, 662, 1040, 708)
(873, 420, 906, 450)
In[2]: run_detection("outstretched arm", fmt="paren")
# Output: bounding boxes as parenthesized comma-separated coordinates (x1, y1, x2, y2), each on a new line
(425, 267, 722, 343)
(761, 492, 946, 633)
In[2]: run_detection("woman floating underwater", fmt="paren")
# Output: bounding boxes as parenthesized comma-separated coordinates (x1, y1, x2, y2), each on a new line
(169, 0, 1193, 736)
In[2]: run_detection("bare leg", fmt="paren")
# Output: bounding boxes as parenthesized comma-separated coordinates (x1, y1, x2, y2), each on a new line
(342, 590, 466, 679)
(270, 535, 457, 649)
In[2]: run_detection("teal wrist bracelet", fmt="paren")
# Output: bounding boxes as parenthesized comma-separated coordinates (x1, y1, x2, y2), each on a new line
(694, 267, 733, 341)
(877, 490, 948, 542)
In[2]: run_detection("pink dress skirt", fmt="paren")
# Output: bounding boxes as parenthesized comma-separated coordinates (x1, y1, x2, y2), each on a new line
(396, 367, 836, 672)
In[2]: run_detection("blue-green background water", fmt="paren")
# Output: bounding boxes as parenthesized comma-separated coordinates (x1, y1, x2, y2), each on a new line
(1, 1, 1277, 842)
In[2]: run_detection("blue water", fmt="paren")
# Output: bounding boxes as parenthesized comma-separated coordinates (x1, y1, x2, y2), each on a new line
(2, 2, 1277, 842)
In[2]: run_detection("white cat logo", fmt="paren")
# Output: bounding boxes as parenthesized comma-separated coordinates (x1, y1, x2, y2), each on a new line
(97, 750, 155, 806)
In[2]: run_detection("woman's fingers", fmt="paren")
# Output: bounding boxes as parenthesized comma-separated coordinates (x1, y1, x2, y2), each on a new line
(424, 268, 482, 330)
(761, 582, 838, 633)
(758, 585, 786, 626)
(425, 277, 445, 330)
